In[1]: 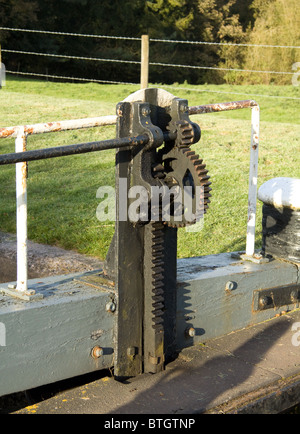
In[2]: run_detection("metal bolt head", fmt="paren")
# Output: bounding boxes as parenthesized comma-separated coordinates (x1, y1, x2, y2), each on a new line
(259, 296, 270, 309)
(91, 346, 103, 359)
(186, 327, 196, 338)
(225, 281, 235, 291)
(180, 104, 188, 113)
(141, 107, 150, 117)
(8, 284, 17, 290)
(106, 302, 116, 313)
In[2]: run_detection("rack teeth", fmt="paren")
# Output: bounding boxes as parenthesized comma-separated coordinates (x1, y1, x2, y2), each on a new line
(150, 222, 165, 334)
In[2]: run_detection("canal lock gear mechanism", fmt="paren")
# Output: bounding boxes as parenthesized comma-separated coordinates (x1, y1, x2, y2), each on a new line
(102, 89, 212, 378)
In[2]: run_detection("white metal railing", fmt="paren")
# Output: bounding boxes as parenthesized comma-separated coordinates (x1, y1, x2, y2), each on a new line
(0, 115, 117, 300)
(189, 100, 260, 260)
(0, 99, 260, 300)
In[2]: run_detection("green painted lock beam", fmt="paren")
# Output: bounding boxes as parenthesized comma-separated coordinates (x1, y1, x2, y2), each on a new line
(0, 271, 115, 397)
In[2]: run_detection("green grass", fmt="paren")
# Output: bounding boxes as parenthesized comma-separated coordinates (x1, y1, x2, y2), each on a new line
(0, 75, 299, 259)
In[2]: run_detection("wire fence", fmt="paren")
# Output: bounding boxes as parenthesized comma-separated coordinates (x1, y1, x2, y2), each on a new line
(2, 48, 295, 75)
(1, 26, 300, 49)
(1, 27, 300, 101)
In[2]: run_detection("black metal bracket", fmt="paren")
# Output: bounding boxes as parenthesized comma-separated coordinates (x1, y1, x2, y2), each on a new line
(167, 98, 201, 148)
(104, 89, 203, 378)
(253, 284, 300, 312)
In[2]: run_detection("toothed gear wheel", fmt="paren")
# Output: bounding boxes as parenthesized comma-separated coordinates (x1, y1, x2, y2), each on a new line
(172, 120, 196, 148)
(159, 147, 212, 228)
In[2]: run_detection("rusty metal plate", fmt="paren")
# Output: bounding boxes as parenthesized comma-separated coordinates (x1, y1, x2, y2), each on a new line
(74, 272, 115, 292)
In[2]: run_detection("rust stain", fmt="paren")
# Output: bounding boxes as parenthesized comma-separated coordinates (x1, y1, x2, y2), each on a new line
(21, 162, 28, 187)
(25, 127, 34, 135)
(0, 128, 15, 138)
(47, 122, 62, 132)
(189, 100, 258, 116)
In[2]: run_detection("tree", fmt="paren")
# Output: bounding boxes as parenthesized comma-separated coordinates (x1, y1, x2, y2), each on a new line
(242, 0, 300, 84)
(146, 0, 198, 39)
(0, 0, 38, 29)
(2, 0, 294, 86)
(0, 0, 38, 44)
(215, 0, 247, 84)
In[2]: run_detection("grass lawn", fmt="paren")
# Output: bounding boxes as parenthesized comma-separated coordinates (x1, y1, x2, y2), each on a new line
(0, 76, 299, 260)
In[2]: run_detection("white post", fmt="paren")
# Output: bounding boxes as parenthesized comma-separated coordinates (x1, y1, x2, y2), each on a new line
(15, 127, 28, 293)
(246, 105, 260, 257)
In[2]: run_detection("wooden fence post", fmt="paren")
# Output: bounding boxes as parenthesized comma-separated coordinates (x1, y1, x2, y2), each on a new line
(140, 35, 149, 89)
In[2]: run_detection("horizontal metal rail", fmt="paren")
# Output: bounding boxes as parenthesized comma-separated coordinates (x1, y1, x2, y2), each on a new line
(0, 115, 118, 139)
(0, 135, 150, 165)
(0, 100, 254, 139)
(188, 99, 258, 115)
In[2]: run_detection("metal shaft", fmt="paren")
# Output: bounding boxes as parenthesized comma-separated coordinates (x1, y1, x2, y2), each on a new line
(0, 134, 150, 165)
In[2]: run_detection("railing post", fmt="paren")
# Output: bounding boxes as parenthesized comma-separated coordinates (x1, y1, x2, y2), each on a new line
(246, 105, 260, 257)
(15, 127, 28, 293)
(140, 35, 149, 89)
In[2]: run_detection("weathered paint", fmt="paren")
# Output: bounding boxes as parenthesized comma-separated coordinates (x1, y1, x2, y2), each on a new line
(0, 271, 115, 397)
(246, 105, 260, 256)
(188, 100, 258, 115)
(0, 254, 299, 398)
(15, 128, 28, 294)
(176, 253, 299, 350)
(0, 115, 118, 139)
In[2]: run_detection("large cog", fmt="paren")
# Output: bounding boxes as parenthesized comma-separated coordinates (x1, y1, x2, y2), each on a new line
(158, 146, 212, 228)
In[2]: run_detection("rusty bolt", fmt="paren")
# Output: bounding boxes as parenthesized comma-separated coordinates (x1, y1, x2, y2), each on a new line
(106, 301, 116, 313)
(91, 346, 104, 359)
(186, 327, 196, 338)
(259, 296, 271, 309)
(8, 284, 17, 290)
(141, 107, 150, 117)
